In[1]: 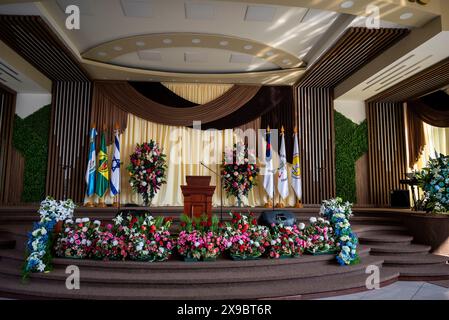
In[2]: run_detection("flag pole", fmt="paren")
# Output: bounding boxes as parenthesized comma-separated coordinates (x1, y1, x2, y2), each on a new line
(98, 123, 108, 208)
(85, 122, 96, 208)
(264, 126, 273, 208)
(294, 126, 303, 209)
(275, 126, 285, 208)
(113, 122, 121, 209)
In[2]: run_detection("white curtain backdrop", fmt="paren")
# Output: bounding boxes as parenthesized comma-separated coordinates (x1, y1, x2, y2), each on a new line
(88, 114, 298, 207)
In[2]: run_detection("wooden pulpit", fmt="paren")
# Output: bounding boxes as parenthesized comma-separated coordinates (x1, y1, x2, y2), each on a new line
(181, 176, 216, 218)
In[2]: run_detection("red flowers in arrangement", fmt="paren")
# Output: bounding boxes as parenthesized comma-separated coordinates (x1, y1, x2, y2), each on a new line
(127, 141, 167, 206)
(221, 143, 259, 204)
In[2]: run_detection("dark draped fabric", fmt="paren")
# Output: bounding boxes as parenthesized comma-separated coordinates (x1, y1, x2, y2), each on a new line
(91, 81, 261, 128)
(406, 103, 426, 168)
(201, 86, 293, 129)
(408, 91, 449, 128)
(129, 82, 198, 108)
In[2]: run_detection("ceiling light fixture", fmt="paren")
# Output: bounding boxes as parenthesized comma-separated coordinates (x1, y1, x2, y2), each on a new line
(243, 44, 253, 50)
(162, 38, 172, 44)
(192, 38, 201, 44)
(136, 41, 146, 47)
(340, 1, 354, 9)
(400, 12, 414, 20)
(265, 51, 274, 56)
(97, 51, 107, 57)
(219, 41, 229, 46)
(113, 46, 123, 51)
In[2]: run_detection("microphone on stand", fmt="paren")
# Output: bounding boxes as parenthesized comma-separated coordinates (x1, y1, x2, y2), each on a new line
(200, 161, 223, 222)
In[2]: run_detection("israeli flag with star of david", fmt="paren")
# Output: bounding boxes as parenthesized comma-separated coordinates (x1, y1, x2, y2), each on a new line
(110, 130, 121, 197)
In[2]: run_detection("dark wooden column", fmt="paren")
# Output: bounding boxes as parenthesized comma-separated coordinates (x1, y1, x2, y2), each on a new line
(0, 84, 16, 204)
(366, 102, 407, 206)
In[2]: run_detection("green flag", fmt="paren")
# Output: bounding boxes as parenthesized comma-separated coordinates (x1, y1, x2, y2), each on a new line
(96, 131, 109, 198)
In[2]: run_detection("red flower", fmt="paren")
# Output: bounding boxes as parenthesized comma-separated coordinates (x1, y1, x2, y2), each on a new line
(149, 225, 156, 233)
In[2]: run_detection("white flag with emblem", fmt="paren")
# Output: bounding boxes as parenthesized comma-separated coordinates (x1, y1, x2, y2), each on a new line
(277, 129, 289, 199)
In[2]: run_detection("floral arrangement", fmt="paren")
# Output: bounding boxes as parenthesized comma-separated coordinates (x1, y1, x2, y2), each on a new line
(414, 153, 449, 214)
(320, 198, 359, 266)
(91, 224, 128, 261)
(177, 214, 227, 261)
(222, 212, 270, 260)
(113, 213, 174, 262)
(22, 197, 76, 279)
(304, 217, 337, 255)
(54, 218, 100, 259)
(127, 141, 167, 206)
(221, 142, 259, 206)
(268, 223, 309, 259)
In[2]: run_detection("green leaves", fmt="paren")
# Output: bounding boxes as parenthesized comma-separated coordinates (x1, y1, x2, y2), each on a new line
(334, 111, 368, 204)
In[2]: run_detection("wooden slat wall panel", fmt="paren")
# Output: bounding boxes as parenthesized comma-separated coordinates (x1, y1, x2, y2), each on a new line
(46, 82, 92, 202)
(0, 85, 16, 204)
(366, 102, 407, 206)
(7, 147, 25, 204)
(298, 87, 335, 204)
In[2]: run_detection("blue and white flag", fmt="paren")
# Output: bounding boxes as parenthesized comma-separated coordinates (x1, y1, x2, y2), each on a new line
(85, 128, 97, 197)
(110, 129, 121, 197)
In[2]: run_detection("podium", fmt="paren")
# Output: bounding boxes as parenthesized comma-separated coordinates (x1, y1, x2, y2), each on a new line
(181, 176, 216, 218)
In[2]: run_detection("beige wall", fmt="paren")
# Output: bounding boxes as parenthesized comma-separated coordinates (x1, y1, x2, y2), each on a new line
(334, 99, 366, 124)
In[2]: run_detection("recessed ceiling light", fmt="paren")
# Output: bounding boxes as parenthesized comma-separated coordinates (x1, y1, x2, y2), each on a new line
(400, 12, 413, 20)
(265, 51, 274, 56)
(192, 38, 201, 44)
(136, 41, 145, 47)
(219, 40, 229, 46)
(243, 45, 253, 50)
(163, 38, 172, 44)
(340, 1, 354, 9)
(97, 51, 107, 57)
(113, 46, 123, 51)
(282, 59, 291, 65)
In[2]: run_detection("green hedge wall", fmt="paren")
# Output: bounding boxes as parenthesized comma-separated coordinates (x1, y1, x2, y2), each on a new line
(13, 105, 51, 202)
(334, 111, 368, 203)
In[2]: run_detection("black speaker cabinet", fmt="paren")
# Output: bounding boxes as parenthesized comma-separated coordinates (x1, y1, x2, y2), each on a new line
(390, 190, 411, 208)
(258, 210, 297, 227)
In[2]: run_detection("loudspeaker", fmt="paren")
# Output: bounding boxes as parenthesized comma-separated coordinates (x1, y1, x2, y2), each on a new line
(258, 211, 297, 227)
(390, 190, 411, 208)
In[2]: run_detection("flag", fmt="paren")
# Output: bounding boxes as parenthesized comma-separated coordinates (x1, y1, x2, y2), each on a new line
(95, 131, 109, 198)
(263, 128, 274, 198)
(277, 128, 289, 199)
(85, 127, 97, 197)
(291, 129, 302, 199)
(110, 129, 120, 197)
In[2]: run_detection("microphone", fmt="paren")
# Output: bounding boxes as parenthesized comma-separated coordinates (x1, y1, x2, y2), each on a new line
(200, 161, 223, 222)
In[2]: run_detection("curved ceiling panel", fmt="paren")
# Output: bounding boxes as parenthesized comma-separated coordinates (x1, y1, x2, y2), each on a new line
(82, 33, 304, 72)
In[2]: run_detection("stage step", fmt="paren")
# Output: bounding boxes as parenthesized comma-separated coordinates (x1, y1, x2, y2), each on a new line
(384, 264, 449, 280)
(358, 232, 414, 245)
(352, 225, 407, 234)
(378, 254, 449, 266)
(368, 244, 431, 256)
(0, 255, 384, 286)
(0, 237, 15, 250)
(0, 264, 400, 300)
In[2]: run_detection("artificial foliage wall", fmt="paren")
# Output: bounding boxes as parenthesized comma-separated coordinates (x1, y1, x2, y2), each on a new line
(334, 111, 368, 203)
(13, 105, 51, 202)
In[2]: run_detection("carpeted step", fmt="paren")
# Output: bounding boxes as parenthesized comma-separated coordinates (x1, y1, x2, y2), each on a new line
(368, 244, 431, 256)
(384, 265, 449, 281)
(378, 254, 449, 266)
(0, 238, 15, 250)
(352, 225, 407, 234)
(0, 246, 371, 273)
(358, 233, 413, 245)
(0, 255, 384, 286)
(0, 267, 400, 300)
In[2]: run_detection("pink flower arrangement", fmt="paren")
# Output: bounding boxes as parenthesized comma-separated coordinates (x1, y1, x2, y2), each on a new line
(54, 218, 100, 259)
(177, 215, 226, 261)
(223, 212, 270, 260)
(268, 224, 310, 259)
(304, 217, 337, 255)
(90, 224, 128, 261)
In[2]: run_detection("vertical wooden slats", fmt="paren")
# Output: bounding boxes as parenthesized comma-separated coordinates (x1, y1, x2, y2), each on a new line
(46, 82, 92, 202)
(0, 84, 16, 204)
(366, 102, 407, 206)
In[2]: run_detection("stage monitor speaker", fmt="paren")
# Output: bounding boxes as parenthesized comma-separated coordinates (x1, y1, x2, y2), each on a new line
(258, 211, 297, 227)
(390, 190, 411, 208)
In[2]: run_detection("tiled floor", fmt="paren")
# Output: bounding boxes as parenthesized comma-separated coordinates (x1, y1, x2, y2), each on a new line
(318, 281, 449, 300)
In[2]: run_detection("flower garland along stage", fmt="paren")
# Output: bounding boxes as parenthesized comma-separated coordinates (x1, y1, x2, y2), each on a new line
(414, 153, 449, 214)
(23, 197, 76, 279)
(127, 141, 167, 206)
(22, 197, 360, 278)
(221, 142, 259, 206)
(320, 198, 360, 266)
